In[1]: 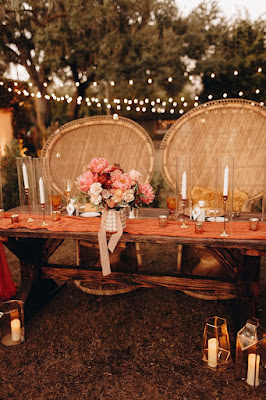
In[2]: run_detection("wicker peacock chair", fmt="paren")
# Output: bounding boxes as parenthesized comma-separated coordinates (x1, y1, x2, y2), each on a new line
(42, 115, 155, 295)
(160, 98, 266, 299)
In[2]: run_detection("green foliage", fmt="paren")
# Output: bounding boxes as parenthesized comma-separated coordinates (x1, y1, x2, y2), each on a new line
(1, 139, 20, 210)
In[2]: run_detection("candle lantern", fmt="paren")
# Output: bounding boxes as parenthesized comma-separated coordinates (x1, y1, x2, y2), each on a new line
(0, 300, 25, 346)
(16, 156, 36, 221)
(176, 155, 192, 228)
(202, 316, 231, 371)
(235, 318, 266, 388)
(215, 156, 234, 237)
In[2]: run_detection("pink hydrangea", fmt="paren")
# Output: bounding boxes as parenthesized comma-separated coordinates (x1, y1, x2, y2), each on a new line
(111, 173, 132, 191)
(77, 170, 98, 193)
(88, 158, 110, 173)
(138, 183, 155, 205)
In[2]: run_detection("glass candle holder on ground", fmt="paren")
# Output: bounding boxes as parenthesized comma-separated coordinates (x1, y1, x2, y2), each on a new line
(0, 300, 25, 346)
(202, 316, 231, 371)
(235, 318, 266, 388)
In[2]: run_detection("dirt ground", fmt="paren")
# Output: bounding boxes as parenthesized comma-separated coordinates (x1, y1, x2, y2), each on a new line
(1, 241, 265, 400)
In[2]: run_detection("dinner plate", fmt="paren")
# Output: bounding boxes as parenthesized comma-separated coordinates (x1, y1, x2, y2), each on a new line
(206, 216, 228, 222)
(80, 212, 101, 218)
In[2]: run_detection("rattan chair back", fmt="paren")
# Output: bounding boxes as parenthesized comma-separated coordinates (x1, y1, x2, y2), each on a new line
(42, 115, 155, 195)
(160, 99, 266, 210)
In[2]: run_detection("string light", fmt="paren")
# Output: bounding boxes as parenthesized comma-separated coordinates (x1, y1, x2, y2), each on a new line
(148, 78, 153, 84)
(223, 93, 227, 98)
(255, 89, 260, 94)
(168, 77, 173, 82)
(239, 91, 243, 96)
(210, 73, 215, 78)
(258, 67, 262, 73)
(208, 94, 213, 100)
(110, 81, 115, 86)
(234, 70, 238, 76)
(129, 80, 133, 85)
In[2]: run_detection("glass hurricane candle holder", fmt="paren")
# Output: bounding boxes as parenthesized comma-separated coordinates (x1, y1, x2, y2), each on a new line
(235, 318, 266, 388)
(33, 158, 52, 225)
(0, 300, 25, 346)
(202, 316, 231, 371)
(176, 155, 192, 228)
(215, 156, 234, 237)
(16, 156, 36, 222)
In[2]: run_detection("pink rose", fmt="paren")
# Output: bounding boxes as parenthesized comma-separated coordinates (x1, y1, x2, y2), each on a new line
(138, 183, 155, 205)
(112, 173, 132, 191)
(88, 158, 110, 173)
(77, 170, 98, 193)
(129, 169, 141, 183)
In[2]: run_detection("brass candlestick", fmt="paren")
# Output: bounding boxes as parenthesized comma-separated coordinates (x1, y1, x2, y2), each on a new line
(25, 188, 35, 222)
(181, 198, 188, 228)
(41, 203, 48, 226)
(220, 196, 230, 237)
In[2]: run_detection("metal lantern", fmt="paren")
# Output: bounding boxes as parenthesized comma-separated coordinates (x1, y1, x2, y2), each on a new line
(202, 316, 231, 370)
(0, 300, 25, 346)
(236, 318, 266, 388)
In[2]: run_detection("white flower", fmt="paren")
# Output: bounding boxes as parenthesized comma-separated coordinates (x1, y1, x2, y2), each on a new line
(122, 189, 135, 203)
(102, 189, 111, 199)
(89, 182, 102, 196)
(90, 194, 102, 205)
(129, 169, 141, 182)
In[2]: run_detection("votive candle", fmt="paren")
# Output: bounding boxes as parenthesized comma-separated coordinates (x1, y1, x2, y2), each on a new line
(11, 318, 21, 342)
(246, 353, 260, 387)
(208, 338, 218, 368)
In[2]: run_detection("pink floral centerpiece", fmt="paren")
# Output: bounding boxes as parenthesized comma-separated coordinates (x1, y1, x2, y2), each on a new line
(76, 157, 155, 211)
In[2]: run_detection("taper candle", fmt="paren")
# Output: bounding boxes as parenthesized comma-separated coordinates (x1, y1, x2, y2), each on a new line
(22, 163, 29, 189)
(39, 177, 45, 204)
(181, 171, 187, 199)
(223, 165, 229, 196)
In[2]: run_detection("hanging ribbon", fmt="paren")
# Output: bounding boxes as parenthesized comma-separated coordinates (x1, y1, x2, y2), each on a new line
(98, 209, 124, 276)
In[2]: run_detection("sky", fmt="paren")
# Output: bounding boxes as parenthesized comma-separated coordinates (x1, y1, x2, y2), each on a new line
(177, 0, 265, 21)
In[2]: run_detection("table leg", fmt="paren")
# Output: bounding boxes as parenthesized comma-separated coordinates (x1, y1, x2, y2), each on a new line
(236, 249, 261, 329)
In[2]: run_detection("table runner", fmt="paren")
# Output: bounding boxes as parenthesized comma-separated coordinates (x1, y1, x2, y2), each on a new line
(0, 242, 17, 301)
(1, 213, 266, 240)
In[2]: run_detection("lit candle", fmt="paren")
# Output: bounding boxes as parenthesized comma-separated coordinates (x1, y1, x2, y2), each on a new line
(11, 318, 21, 342)
(223, 165, 229, 196)
(39, 177, 45, 204)
(22, 163, 29, 189)
(208, 338, 218, 368)
(181, 171, 187, 200)
(246, 353, 260, 387)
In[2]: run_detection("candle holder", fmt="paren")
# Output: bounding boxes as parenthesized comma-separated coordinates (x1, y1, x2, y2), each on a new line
(0, 300, 25, 346)
(176, 155, 192, 228)
(202, 316, 231, 371)
(33, 158, 52, 221)
(215, 156, 234, 237)
(41, 203, 48, 226)
(181, 198, 188, 228)
(16, 157, 36, 222)
(235, 318, 266, 388)
(220, 196, 230, 237)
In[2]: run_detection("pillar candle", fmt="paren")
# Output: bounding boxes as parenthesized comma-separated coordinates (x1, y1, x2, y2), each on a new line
(22, 163, 29, 189)
(181, 171, 187, 200)
(11, 318, 21, 342)
(39, 177, 45, 204)
(223, 165, 229, 196)
(208, 338, 218, 368)
(246, 353, 260, 387)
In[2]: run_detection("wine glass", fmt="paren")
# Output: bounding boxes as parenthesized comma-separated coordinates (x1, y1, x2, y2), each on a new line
(51, 193, 62, 211)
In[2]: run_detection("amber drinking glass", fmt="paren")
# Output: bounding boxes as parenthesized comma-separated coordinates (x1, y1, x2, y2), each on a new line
(51, 194, 62, 211)
(166, 195, 178, 220)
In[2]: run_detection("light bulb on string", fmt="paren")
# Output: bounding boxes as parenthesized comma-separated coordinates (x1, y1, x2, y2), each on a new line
(148, 78, 153, 84)
(181, 96, 185, 102)
(208, 95, 213, 100)
(223, 93, 227, 98)
(179, 109, 184, 114)
(238, 91, 243, 96)
(195, 96, 199, 101)
(255, 89, 260, 94)
(257, 67, 262, 73)
(168, 77, 173, 82)
(170, 109, 174, 114)
(210, 73, 215, 78)
(234, 70, 238, 76)
(129, 80, 133, 85)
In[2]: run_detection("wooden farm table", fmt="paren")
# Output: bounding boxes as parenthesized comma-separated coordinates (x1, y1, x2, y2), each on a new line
(0, 208, 265, 326)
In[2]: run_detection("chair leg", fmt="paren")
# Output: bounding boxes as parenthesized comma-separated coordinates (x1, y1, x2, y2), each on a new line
(135, 242, 142, 271)
(177, 244, 183, 274)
